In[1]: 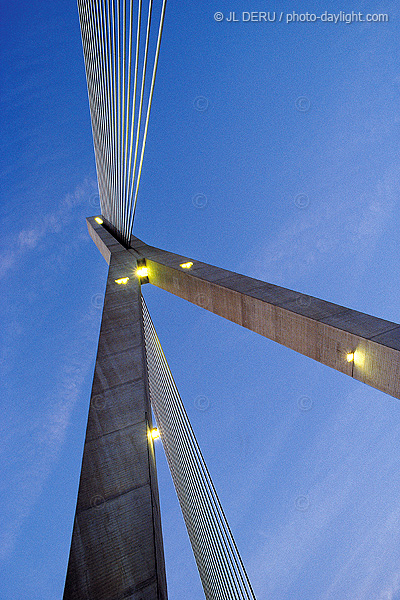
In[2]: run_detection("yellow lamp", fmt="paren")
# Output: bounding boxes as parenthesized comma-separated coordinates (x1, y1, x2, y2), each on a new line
(136, 266, 149, 278)
(150, 428, 160, 440)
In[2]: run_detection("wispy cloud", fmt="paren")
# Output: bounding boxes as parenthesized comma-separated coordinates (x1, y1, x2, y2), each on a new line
(0, 180, 100, 560)
(0, 179, 97, 279)
(248, 386, 400, 599)
(242, 166, 398, 290)
(379, 573, 400, 600)
(0, 308, 98, 561)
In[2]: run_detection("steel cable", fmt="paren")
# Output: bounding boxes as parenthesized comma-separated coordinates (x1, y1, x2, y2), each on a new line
(142, 298, 257, 600)
(128, 0, 167, 239)
(78, 0, 167, 243)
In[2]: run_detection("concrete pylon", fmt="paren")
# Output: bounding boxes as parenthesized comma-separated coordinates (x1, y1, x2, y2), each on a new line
(86, 217, 399, 400)
(66, 214, 398, 597)
(63, 233, 167, 599)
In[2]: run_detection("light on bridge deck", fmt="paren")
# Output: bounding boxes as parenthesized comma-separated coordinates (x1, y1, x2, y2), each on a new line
(354, 349, 365, 368)
(150, 428, 160, 440)
(136, 266, 149, 278)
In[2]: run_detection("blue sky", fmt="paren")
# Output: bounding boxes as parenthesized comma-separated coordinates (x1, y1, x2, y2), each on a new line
(1, 1, 400, 598)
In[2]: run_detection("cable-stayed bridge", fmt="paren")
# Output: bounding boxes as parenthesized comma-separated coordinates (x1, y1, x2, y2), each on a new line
(63, 2, 400, 599)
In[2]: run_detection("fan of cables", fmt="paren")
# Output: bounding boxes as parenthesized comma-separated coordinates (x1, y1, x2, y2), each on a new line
(142, 297, 257, 600)
(78, 0, 167, 245)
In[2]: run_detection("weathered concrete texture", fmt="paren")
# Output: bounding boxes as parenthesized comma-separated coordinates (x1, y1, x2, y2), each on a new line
(64, 231, 167, 599)
(87, 215, 400, 399)
(97, 223, 398, 401)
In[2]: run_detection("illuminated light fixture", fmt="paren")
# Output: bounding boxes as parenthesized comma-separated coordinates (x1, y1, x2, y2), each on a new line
(354, 349, 365, 368)
(180, 262, 193, 269)
(115, 277, 129, 285)
(150, 428, 160, 440)
(94, 216, 103, 225)
(346, 352, 354, 363)
(136, 266, 149, 278)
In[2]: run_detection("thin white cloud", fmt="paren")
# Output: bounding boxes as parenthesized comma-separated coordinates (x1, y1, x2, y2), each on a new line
(0, 309, 98, 561)
(242, 166, 398, 290)
(0, 179, 97, 280)
(18, 228, 41, 249)
(379, 573, 400, 600)
(248, 386, 400, 599)
(0, 179, 100, 560)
